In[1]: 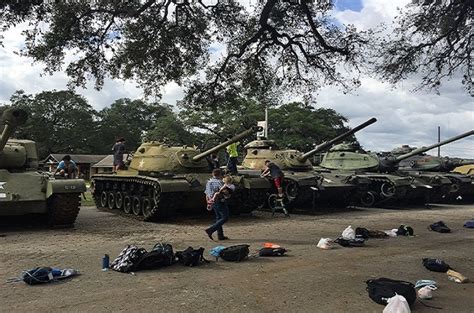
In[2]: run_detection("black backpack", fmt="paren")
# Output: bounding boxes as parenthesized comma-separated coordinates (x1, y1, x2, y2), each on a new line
(366, 278, 416, 306)
(429, 221, 451, 233)
(133, 243, 175, 270)
(355, 227, 370, 239)
(175, 247, 209, 266)
(396, 225, 414, 236)
(258, 247, 287, 257)
(111, 245, 147, 273)
(334, 237, 365, 247)
(422, 258, 450, 272)
(220, 244, 250, 262)
(22, 267, 54, 285)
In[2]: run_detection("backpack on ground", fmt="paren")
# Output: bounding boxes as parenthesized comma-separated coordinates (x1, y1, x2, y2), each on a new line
(258, 247, 287, 257)
(175, 247, 209, 266)
(22, 267, 54, 285)
(464, 220, 474, 228)
(368, 230, 389, 238)
(366, 278, 416, 306)
(355, 227, 370, 239)
(220, 244, 250, 262)
(429, 221, 451, 233)
(396, 225, 414, 236)
(134, 243, 175, 270)
(111, 245, 147, 273)
(422, 258, 450, 272)
(334, 237, 365, 247)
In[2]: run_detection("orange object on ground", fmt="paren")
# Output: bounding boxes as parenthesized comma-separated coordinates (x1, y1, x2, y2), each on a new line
(263, 242, 281, 249)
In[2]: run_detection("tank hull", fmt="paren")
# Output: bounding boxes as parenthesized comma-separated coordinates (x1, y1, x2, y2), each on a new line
(91, 171, 270, 221)
(0, 169, 85, 225)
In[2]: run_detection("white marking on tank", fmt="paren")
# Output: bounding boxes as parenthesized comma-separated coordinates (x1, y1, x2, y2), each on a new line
(0, 182, 5, 189)
(139, 159, 145, 168)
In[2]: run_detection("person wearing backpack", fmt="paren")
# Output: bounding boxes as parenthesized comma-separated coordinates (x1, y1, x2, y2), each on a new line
(204, 169, 234, 241)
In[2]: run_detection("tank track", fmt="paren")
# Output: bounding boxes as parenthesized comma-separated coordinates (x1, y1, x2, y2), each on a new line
(47, 193, 81, 226)
(230, 188, 268, 214)
(92, 176, 182, 222)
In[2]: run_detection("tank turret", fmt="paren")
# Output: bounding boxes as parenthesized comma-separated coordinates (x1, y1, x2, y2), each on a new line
(0, 107, 28, 151)
(127, 126, 262, 174)
(242, 118, 377, 171)
(379, 130, 474, 171)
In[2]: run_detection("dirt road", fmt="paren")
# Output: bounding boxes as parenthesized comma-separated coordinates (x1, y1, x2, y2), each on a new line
(1, 204, 473, 312)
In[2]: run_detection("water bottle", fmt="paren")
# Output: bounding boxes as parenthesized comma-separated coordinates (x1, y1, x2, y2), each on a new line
(102, 254, 110, 271)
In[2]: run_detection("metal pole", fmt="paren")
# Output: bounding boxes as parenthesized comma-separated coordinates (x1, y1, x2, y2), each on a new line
(437, 126, 441, 157)
(265, 106, 268, 138)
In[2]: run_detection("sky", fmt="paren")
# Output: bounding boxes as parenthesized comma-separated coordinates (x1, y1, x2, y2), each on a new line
(0, 0, 472, 157)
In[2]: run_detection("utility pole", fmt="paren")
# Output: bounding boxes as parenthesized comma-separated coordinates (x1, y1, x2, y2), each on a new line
(264, 106, 269, 138)
(438, 126, 441, 157)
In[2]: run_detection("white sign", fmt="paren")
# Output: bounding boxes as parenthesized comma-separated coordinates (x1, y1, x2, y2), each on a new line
(257, 121, 266, 138)
(0, 193, 6, 198)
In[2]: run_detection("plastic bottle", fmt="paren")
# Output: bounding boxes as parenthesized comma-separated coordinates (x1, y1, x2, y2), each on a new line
(102, 254, 110, 271)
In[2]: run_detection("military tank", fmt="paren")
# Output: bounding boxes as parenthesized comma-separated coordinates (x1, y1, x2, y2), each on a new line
(240, 118, 377, 208)
(319, 130, 474, 206)
(90, 126, 269, 221)
(0, 107, 86, 226)
(390, 141, 474, 201)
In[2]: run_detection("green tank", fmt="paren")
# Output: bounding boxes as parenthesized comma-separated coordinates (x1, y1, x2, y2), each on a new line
(319, 130, 474, 206)
(0, 107, 86, 226)
(90, 126, 269, 221)
(240, 118, 377, 208)
(391, 141, 474, 201)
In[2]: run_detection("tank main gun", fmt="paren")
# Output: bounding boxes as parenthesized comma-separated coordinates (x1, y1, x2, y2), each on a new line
(0, 107, 28, 152)
(379, 130, 474, 171)
(192, 126, 263, 162)
(298, 117, 377, 162)
(394, 130, 474, 163)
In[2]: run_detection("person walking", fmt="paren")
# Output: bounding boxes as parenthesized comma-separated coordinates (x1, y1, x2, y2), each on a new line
(112, 137, 126, 173)
(226, 139, 239, 175)
(204, 169, 234, 241)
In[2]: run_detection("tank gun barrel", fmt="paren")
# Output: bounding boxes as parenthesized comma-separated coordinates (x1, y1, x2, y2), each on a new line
(395, 130, 474, 162)
(298, 117, 377, 162)
(192, 126, 263, 161)
(0, 108, 28, 152)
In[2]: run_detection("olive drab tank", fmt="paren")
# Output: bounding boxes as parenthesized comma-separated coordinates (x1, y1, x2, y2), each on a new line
(0, 107, 86, 226)
(319, 130, 474, 206)
(90, 126, 269, 221)
(390, 138, 474, 201)
(240, 118, 377, 208)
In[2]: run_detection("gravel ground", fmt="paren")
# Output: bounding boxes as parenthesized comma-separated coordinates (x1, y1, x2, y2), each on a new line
(1, 204, 473, 313)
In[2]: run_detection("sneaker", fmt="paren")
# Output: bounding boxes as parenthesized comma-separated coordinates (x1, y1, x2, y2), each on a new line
(218, 236, 229, 241)
(447, 269, 469, 283)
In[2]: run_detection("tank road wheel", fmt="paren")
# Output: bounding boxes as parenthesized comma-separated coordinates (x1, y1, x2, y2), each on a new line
(142, 198, 153, 219)
(284, 180, 299, 201)
(47, 193, 81, 227)
(380, 182, 396, 198)
(115, 192, 124, 209)
(132, 197, 142, 216)
(107, 192, 116, 209)
(153, 185, 161, 206)
(100, 191, 108, 208)
(123, 195, 132, 214)
(360, 191, 377, 207)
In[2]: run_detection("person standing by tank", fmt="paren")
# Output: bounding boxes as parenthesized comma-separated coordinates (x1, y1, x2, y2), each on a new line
(112, 137, 126, 173)
(204, 169, 234, 241)
(226, 138, 239, 175)
(206, 153, 220, 172)
(54, 155, 78, 179)
(261, 160, 285, 198)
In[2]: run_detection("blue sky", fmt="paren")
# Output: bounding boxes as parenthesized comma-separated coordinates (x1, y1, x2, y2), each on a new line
(334, 0, 363, 12)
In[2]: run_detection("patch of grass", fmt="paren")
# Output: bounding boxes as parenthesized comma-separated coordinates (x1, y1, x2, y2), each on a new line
(81, 190, 96, 207)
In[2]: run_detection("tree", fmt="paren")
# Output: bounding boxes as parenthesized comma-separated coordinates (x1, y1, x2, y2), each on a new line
(0, 1, 369, 107)
(95, 98, 165, 153)
(180, 98, 354, 153)
(376, 0, 473, 95)
(145, 104, 196, 145)
(9, 90, 97, 158)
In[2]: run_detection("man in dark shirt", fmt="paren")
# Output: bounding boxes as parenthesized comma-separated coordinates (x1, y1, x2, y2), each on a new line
(261, 160, 284, 198)
(112, 138, 126, 173)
